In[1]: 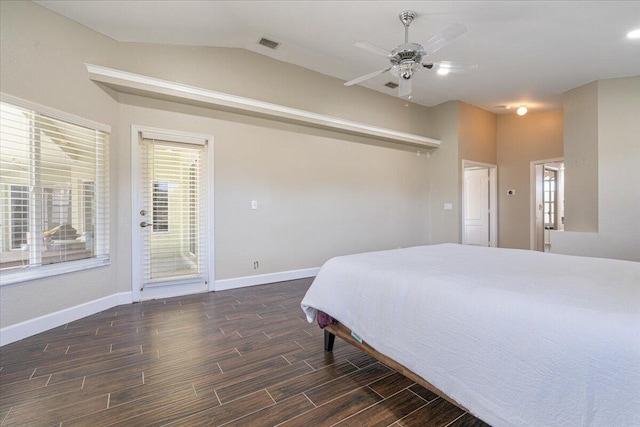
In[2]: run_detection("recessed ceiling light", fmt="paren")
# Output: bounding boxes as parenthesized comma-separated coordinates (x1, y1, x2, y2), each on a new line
(627, 29, 640, 39)
(437, 66, 450, 75)
(517, 106, 528, 116)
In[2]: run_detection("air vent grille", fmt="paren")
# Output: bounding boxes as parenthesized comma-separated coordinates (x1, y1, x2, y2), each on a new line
(385, 81, 399, 89)
(258, 38, 280, 50)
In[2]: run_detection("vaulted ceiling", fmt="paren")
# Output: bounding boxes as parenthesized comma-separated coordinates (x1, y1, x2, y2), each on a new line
(35, 1, 640, 113)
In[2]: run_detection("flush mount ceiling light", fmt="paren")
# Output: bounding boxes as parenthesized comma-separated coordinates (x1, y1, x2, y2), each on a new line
(627, 29, 640, 39)
(517, 106, 528, 116)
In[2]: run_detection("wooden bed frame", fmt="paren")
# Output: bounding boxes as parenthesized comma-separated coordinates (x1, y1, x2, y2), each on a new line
(323, 322, 471, 414)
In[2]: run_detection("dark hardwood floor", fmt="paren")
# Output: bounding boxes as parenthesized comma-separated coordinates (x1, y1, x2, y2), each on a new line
(0, 278, 489, 426)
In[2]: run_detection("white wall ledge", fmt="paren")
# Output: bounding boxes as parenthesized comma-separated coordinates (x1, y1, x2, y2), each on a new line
(85, 64, 440, 149)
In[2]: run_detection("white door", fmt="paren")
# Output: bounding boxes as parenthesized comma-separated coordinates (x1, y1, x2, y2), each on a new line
(132, 127, 213, 301)
(535, 164, 544, 251)
(530, 160, 564, 252)
(464, 168, 490, 246)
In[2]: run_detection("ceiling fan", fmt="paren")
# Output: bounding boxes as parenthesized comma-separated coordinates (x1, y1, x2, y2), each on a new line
(345, 10, 478, 98)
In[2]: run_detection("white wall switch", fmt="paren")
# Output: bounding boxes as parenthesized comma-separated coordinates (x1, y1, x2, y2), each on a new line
(444, 203, 453, 210)
(251, 200, 258, 210)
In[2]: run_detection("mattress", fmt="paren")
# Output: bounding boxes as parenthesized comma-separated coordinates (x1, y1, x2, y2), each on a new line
(301, 244, 640, 426)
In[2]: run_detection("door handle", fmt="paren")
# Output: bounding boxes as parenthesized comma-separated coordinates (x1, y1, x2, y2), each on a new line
(140, 221, 153, 228)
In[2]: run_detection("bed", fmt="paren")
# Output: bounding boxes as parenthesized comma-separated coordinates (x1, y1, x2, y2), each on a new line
(301, 244, 640, 426)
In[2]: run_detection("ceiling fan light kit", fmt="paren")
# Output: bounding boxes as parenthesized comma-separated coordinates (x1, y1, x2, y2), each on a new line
(627, 28, 640, 39)
(345, 10, 478, 98)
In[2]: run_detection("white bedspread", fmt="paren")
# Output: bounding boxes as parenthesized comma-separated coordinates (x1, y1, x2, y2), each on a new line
(301, 244, 640, 426)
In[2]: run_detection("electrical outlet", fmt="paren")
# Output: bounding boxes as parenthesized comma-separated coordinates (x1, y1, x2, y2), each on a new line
(253, 261, 259, 269)
(251, 200, 258, 210)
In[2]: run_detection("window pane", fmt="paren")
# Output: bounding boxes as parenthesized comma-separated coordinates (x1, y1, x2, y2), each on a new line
(0, 100, 109, 277)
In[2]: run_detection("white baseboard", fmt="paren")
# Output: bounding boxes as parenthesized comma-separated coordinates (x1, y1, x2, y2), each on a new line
(214, 267, 320, 291)
(1, 292, 131, 346)
(1, 268, 319, 346)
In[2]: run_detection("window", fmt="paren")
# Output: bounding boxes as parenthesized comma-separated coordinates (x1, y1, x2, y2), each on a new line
(543, 168, 557, 229)
(0, 96, 110, 284)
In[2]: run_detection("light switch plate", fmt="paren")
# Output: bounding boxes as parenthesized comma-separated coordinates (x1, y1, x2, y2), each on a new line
(444, 203, 453, 210)
(251, 200, 258, 210)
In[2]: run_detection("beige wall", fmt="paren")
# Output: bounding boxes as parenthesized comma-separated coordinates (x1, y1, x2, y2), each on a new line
(458, 102, 497, 165)
(0, 1, 120, 327)
(597, 77, 640, 237)
(427, 102, 461, 244)
(552, 76, 640, 261)
(1, 1, 438, 329)
(458, 102, 498, 242)
(562, 81, 599, 232)
(117, 95, 431, 287)
(496, 112, 564, 249)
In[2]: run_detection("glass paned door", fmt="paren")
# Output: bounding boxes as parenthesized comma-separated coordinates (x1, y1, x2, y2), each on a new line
(139, 138, 206, 288)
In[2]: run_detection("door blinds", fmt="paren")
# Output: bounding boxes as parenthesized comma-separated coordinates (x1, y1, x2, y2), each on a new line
(140, 138, 206, 286)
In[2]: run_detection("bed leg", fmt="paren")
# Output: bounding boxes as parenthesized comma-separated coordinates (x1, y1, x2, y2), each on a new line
(324, 329, 336, 352)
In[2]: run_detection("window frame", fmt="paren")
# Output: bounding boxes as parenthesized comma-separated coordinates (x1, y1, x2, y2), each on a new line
(0, 94, 111, 286)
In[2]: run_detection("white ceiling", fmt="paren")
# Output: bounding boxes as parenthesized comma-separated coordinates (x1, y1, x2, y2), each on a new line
(35, 1, 640, 113)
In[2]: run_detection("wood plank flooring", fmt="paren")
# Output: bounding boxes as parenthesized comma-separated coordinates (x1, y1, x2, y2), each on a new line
(0, 278, 490, 426)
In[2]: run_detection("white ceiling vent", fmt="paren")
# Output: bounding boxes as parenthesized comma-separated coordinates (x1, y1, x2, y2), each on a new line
(258, 37, 280, 50)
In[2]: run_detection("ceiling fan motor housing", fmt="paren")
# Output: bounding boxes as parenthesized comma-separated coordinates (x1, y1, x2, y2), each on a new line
(390, 43, 425, 79)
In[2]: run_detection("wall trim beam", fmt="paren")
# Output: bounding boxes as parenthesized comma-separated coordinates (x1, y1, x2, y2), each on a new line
(85, 64, 440, 149)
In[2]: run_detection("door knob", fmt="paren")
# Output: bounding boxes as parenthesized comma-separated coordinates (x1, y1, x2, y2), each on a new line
(140, 221, 153, 228)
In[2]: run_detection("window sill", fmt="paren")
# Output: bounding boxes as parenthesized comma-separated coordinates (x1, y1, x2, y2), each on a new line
(0, 256, 110, 286)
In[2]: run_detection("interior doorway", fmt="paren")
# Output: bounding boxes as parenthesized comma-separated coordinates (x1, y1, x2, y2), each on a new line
(462, 160, 497, 247)
(530, 158, 564, 252)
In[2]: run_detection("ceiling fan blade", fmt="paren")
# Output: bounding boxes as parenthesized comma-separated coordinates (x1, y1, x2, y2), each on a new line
(354, 41, 390, 57)
(427, 60, 478, 74)
(398, 77, 412, 98)
(422, 23, 467, 55)
(344, 67, 392, 86)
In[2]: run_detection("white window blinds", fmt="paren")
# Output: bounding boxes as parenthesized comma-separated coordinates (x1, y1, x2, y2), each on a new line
(0, 98, 110, 283)
(140, 138, 206, 286)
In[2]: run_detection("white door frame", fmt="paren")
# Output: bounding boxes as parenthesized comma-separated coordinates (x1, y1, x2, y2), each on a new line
(461, 160, 498, 247)
(130, 125, 215, 302)
(529, 157, 563, 250)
